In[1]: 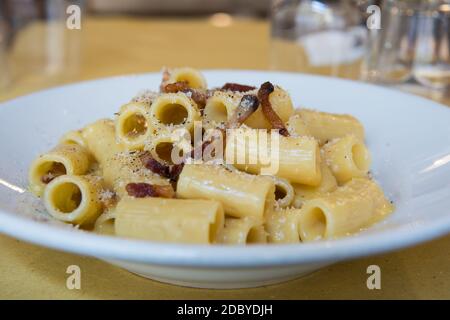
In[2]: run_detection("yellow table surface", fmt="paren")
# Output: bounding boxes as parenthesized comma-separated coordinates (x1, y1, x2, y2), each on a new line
(0, 16, 449, 299)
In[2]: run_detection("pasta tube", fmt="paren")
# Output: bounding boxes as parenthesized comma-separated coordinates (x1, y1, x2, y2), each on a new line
(166, 67, 207, 89)
(176, 164, 275, 219)
(322, 135, 371, 184)
(93, 210, 116, 236)
(293, 109, 365, 144)
(292, 160, 338, 208)
(217, 217, 266, 245)
(29, 144, 91, 197)
(247, 225, 267, 244)
(115, 197, 224, 244)
(245, 86, 294, 129)
(203, 91, 242, 125)
(227, 129, 321, 186)
(43, 175, 104, 227)
(115, 102, 152, 150)
(149, 93, 201, 133)
(286, 114, 311, 137)
(270, 176, 295, 208)
(82, 119, 125, 166)
(298, 178, 394, 241)
(145, 131, 192, 165)
(265, 208, 302, 243)
(59, 130, 87, 148)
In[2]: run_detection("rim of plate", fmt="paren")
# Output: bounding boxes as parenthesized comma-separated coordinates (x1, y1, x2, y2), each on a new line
(0, 70, 450, 267)
(1, 209, 450, 267)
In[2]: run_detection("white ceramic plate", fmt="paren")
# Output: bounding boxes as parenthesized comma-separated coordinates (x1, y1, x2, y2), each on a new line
(1, 71, 450, 289)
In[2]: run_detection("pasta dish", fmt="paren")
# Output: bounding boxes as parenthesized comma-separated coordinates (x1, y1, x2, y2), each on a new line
(28, 67, 393, 245)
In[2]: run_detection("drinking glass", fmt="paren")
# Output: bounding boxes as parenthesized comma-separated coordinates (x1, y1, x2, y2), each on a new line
(413, 1, 450, 90)
(364, 0, 450, 91)
(270, 0, 368, 80)
(0, 0, 85, 95)
(0, 7, 9, 90)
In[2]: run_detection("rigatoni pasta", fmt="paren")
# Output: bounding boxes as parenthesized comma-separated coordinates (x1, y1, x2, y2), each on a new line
(270, 176, 295, 208)
(115, 197, 224, 244)
(298, 178, 393, 241)
(44, 174, 104, 226)
(145, 131, 192, 165)
(217, 217, 266, 245)
(203, 91, 242, 125)
(292, 160, 338, 208)
(322, 135, 371, 184)
(245, 86, 294, 129)
(265, 208, 302, 243)
(291, 109, 365, 144)
(177, 164, 275, 219)
(163, 67, 207, 89)
(29, 144, 91, 197)
(148, 93, 201, 133)
(82, 119, 125, 166)
(93, 210, 116, 235)
(115, 102, 152, 150)
(59, 130, 87, 148)
(28, 67, 393, 244)
(227, 129, 322, 186)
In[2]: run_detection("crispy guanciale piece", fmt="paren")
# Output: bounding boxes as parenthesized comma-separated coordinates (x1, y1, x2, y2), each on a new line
(227, 94, 260, 129)
(221, 83, 256, 92)
(169, 163, 185, 183)
(257, 82, 289, 137)
(186, 89, 208, 109)
(139, 152, 171, 178)
(163, 81, 189, 93)
(159, 67, 171, 92)
(162, 81, 208, 108)
(126, 182, 175, 198)
(140, 150, 185, 184)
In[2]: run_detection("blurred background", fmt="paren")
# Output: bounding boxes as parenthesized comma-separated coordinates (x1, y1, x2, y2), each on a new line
(0, 0, 449, 104)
